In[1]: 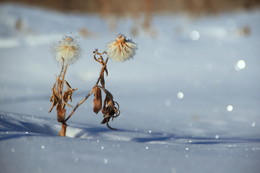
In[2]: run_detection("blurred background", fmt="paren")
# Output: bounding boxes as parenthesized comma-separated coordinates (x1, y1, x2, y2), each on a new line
(1, 0, 259, 38)
(1, 0, 260, 15)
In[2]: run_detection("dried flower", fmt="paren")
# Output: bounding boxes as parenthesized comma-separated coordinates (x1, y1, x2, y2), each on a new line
(52, 35, 81, 65)
(49, 35, 80, 136)
(107, 34, 137, 62)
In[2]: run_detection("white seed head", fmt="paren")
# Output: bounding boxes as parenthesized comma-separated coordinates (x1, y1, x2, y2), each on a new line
(52, 35, 81, 65)
(107, 34, 137, 62)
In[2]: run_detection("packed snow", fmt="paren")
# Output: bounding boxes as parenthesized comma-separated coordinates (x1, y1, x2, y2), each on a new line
(0, 3, 260, 173)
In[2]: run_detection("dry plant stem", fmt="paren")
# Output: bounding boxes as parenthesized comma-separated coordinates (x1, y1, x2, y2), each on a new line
(65, 89, 94, 122)
(60, 63, 69, 98)
(57, 61, 69, 136)
(93, 50, 108, 88)
(59, 123, 67, 136)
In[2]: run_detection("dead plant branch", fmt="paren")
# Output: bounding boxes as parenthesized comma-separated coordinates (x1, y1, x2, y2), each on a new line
(65, 89, 94, 122)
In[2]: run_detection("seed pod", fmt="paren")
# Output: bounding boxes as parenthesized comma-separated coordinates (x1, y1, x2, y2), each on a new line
(93, 86, 102, 114)
(52, 35, 81, 65)
(107, 34, 137, 62)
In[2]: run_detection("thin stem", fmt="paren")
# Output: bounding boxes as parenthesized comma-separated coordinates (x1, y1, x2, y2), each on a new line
(58, 122, 67, 136)
(65, 89, 94, 122)
(59, 63, 68, 101)
(61, 64, 69, 86)
(58, 60, 65, 78)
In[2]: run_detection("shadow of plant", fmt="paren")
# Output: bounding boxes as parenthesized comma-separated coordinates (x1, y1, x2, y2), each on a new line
(1, 112, 260, 145)
(0, 112, 58, 140)
(71, 126, 260, 145)
(132, 132, 260, 145)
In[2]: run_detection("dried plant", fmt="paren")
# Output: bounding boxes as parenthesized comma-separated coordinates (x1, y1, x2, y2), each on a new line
(49, 36, 80, 136)
(65, 49, 120, 130)
(107, 34, 137, 62)
(50, 34, 137, 136)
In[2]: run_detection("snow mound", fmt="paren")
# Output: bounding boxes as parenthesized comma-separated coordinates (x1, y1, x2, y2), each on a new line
(1, 112, 260, 173)
(1, 111, 260, 145)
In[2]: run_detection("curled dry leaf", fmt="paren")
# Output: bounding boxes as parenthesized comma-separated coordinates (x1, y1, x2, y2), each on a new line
(93, 86, 102, 114)
(101, 88, 120, 125)
(63, 88, 77, 103)
(49, 85, 59, 113)
(62, 80, 77, 107)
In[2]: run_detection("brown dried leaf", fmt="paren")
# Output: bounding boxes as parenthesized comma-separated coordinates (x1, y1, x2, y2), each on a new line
(102, 88, 113, 100)
(50, 84, 60, 104)
(63, 86, 77, 103)
(63, 91, 70, 103)
(101, 90, 117, 118)
(93, 86, 102, 114)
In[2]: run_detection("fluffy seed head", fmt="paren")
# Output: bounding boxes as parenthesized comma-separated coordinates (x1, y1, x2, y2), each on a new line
(107, 34, 137, 62)
(52, 35, 81, 65)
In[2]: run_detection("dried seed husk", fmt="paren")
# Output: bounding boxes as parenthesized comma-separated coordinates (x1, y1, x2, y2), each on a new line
(93, 86, 102, 114)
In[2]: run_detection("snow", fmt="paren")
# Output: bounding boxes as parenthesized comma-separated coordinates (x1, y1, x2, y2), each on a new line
(0, 3, 260, 173)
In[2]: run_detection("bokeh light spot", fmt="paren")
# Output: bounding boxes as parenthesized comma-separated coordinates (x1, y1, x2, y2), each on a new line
(177, 92, 184, 99)
(227, 105, 233, 112)
(190, 30, 200, 41)
(235, 60, 246, 71)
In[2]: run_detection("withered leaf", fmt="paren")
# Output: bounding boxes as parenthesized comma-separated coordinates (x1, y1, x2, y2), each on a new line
(63, 87, 77, 103)
(63, 91, 70, 103)
(93, 86, 102, 114)
(101, 89, 119, 117)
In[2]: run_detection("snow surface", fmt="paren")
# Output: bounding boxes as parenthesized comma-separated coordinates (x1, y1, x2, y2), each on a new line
(0, 3, 260, 173)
